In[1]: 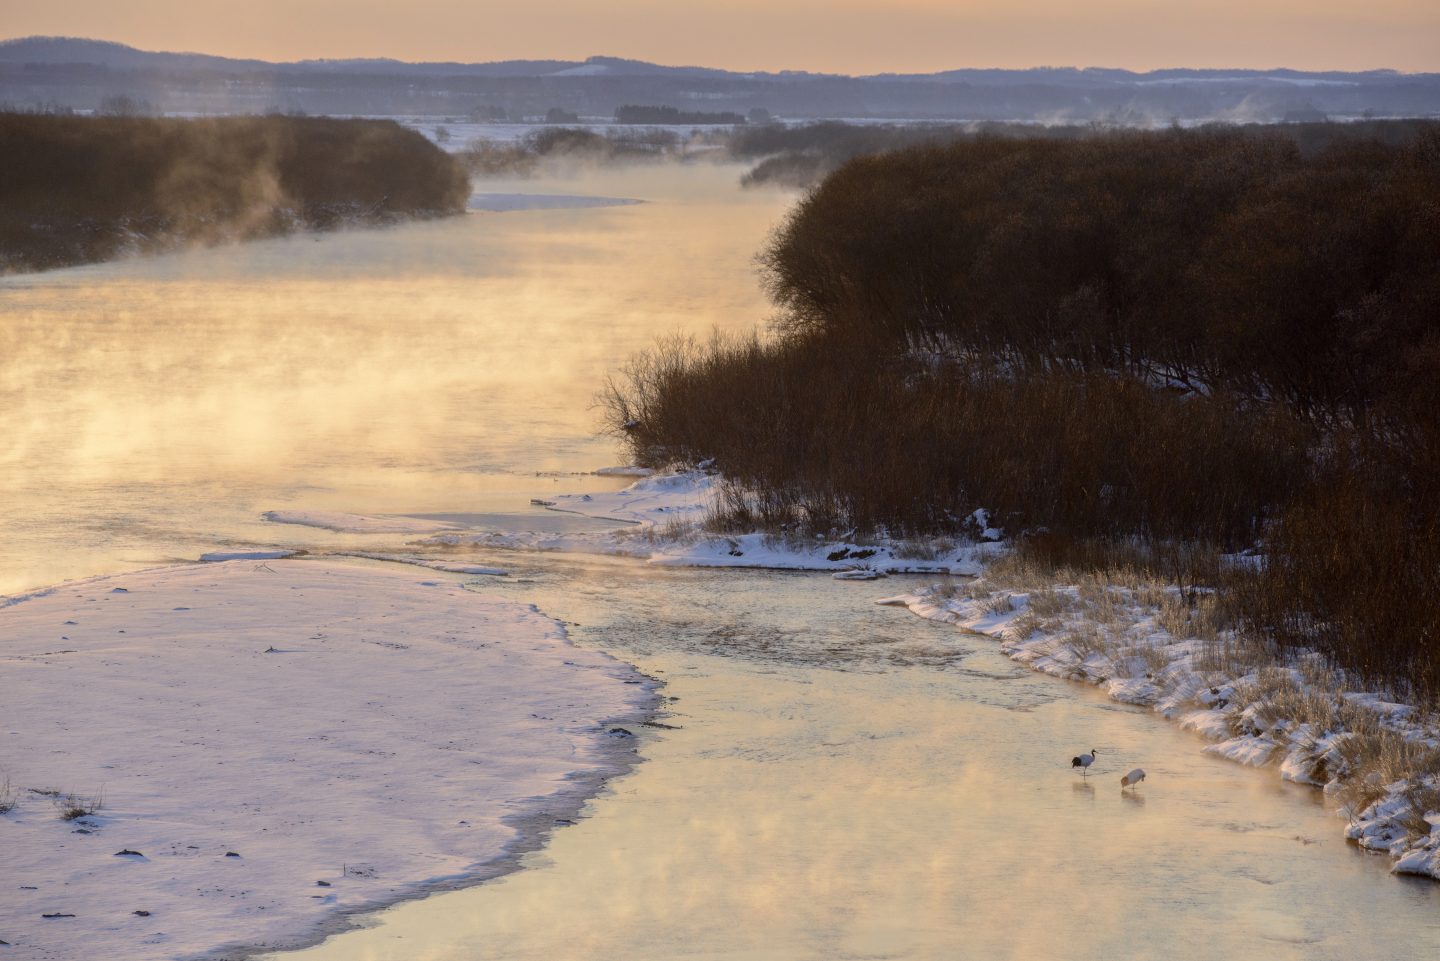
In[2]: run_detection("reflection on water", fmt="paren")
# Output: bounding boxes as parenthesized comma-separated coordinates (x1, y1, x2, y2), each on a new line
(0, 165, 787, 594)
(267, 555, 1440, 961)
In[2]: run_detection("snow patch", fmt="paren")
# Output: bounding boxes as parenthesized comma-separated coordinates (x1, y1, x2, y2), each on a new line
(424, 472, 992, 575)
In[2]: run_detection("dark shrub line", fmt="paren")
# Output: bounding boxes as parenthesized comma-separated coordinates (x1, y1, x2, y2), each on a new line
(0, 113, 471, 273)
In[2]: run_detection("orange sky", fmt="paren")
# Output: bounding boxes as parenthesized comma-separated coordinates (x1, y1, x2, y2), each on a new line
(4, 0, 1438, 73)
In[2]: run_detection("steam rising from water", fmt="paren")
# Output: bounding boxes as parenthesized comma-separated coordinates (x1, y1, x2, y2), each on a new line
(0, 164, 788, 594)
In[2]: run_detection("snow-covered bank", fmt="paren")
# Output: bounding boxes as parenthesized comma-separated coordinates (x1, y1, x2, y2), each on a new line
(0, 560, 656, 960)
(880, 581, 1440, 881)
(419, 471, 991, 575)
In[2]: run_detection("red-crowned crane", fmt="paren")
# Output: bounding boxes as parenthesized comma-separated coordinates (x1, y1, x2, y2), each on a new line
(1071, 749, 1098, 776)
(1121, 768, 1147, 790)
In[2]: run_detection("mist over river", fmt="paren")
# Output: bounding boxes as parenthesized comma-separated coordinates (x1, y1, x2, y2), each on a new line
(0, 164, 783, 596)
(4, 163, 1438, 959)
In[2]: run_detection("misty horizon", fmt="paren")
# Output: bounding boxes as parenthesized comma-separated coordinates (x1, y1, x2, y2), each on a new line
(3, 33, 1437, 79)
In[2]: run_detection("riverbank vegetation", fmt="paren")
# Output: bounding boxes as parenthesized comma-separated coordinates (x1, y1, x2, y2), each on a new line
(0, 113, 470, 273)
(604, 121, 1440, 702)
(459, 126, 683, 175)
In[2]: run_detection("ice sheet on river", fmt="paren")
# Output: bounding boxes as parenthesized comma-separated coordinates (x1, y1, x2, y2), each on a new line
(261, 510, 463, 534)
(0, 559, 653, 960)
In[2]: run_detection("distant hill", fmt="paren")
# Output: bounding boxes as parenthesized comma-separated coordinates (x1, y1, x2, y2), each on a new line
(0, 36, 271, 71)
(2, 35, 1437, 122)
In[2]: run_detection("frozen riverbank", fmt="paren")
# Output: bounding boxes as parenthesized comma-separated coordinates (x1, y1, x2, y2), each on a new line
(880, 580, 1440, 881)
(255, 470, 1440, 888)
(0, 559, 656, 960)
(416, 471, 991, 576)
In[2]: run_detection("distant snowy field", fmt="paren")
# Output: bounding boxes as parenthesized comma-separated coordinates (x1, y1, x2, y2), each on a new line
(0, 559, 653, 960)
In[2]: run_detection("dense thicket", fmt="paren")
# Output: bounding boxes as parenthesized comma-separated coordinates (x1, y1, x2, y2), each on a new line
(730, 121, 1099, 188)
(0, 113, 470, 273)
(606, 122, 1440, 697)
(608, 333, 1309, 545)
(763, 127, 1440, 420)
(730, 119, 1440, 189)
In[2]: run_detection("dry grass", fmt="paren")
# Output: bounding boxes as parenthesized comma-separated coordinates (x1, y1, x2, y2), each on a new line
(1399, 780, 1440, 838)
(981, 593, 1016, 616)
(1005, 611, 1040, 641)
(1027, 588, 1078, 618)
(1193, 635, 1265, 676)
(0, 775, 15, 814)
(617, 517, 701, 547)
(923, 582, 967, 601)
(893, 537, 958, 561)
(53, 790, 104, 821)
(1333, 731, 1440, 819)
(1066, 623, 1108, 659)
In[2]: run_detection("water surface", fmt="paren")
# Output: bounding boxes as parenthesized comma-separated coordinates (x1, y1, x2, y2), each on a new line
(268, 554, 1440, 961)
(0, 164, 784, 594)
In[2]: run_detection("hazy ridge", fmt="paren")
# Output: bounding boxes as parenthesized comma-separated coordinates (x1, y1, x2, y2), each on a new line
(4, 35, 1438, 122)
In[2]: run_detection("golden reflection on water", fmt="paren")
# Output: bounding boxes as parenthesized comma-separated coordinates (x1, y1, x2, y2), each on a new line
(269, 651, 1440, 961)
(0, 165, 789, 594)
(267, 562, 1440, 961)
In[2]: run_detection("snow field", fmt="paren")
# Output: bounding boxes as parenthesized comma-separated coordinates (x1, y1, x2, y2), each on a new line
(0, 559, 654, 960)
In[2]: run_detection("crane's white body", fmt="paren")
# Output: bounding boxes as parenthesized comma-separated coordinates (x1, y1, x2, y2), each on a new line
(1121, 768, 1147, 789)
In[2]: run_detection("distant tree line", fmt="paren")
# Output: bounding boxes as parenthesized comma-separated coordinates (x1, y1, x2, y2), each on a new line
(459, 126, 683, 175)
(0, 113, 470, 273)
(614, 104, 745, 125)
(605, 121, 1440, 698)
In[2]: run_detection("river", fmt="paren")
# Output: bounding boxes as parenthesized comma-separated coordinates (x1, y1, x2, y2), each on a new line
(3, 162, 1438, 959)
